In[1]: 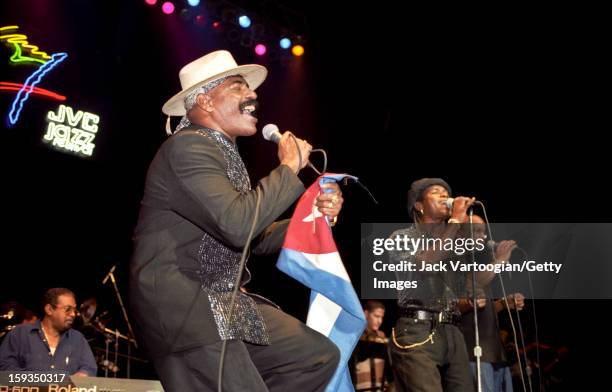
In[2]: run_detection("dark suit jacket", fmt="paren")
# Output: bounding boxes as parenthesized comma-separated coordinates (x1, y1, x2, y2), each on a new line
(129, 128, 304, 354)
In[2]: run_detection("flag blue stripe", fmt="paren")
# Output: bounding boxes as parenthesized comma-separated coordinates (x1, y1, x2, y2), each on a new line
(277, 248, 366, 391)
(325, 308, 367, 391)
(277, 249, 365, 319)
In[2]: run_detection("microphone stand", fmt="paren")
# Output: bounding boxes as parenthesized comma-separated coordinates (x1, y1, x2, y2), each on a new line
(127, 339, 131, 379)
(114, 329, 120, 378)
(468, 209, 483, 392)
(102, 263, 138, 379)
(104, 335, 110, 378)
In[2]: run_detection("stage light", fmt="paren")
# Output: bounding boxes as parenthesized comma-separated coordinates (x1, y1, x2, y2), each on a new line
(291, 45, 304, 57)
(255, 44, 267, 56)
(280, 37, 291, 49)
(145, 0, 157, 5)
(212, 21, 222, 30)
(187, 0, 200, 6)
(238, 15, 251, 28)
(195, 14, 205, 26)
(179, 8, 190, 20)
(161, 2, 175, 14)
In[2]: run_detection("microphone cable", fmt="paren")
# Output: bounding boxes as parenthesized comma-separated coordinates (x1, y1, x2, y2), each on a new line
(477, 201, 531, 392)
(217, 188, 262, 392)
(286, 133, 327, 175)
(516, 245, 542, 392)
(287, 134, 378, 206)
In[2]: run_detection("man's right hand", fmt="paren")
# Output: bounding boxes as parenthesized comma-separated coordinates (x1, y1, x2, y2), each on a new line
(278, 131, 312, 173)
(494, 240, 518, 263)
(450, 196, 476, 222)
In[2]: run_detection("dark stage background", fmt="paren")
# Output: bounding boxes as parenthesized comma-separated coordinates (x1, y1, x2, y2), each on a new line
(1, 1, 608, 389)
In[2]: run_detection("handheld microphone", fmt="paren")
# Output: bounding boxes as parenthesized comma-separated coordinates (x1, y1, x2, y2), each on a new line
(262, 123, 282, 144)
(262, 123, 325, 175)
(444, 197, 481, 210)
(487, 240, 498, 251)
(445, 198, 453, 210)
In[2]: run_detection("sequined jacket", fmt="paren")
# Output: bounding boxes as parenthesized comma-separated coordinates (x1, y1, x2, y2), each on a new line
(129, 126, 305, 353)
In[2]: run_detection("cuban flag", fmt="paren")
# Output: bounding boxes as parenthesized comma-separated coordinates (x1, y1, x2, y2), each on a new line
(277, 173, 366, 392)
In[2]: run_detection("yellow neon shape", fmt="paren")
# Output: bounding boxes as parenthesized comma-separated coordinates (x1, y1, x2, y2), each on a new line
(0, 25, 52, 64)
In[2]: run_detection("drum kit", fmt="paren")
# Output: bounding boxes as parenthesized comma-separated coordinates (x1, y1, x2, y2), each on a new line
(0, 305, 16, 339)
(0, 302, 33, 339)
(76, 296, 144, 378)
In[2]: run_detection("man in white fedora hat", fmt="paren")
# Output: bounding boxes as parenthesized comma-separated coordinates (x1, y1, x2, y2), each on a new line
(129, 50, 342, 391)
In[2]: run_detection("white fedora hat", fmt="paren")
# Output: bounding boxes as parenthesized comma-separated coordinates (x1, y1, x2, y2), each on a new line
(162, 50, 267, 116)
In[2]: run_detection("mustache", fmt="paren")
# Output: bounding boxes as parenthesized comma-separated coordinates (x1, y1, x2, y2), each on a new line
(239, 99, 259, 115)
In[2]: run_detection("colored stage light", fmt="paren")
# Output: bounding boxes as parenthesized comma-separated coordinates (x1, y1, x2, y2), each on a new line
(291, 45, 304, 57)
(187, 0, 200, 6)
(161, 2, 175, 14)
(280, 38, 291, 49)
(145, 0, 157, 5)
(238, 15, 251, 28)
(255, 44, 267, 56)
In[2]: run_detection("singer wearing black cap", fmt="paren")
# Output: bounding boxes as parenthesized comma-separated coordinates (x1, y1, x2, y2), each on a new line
(387, 178, 476, 392)
(129, 50, 344, 392)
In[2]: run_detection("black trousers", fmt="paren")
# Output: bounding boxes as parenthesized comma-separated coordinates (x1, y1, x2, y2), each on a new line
(152, 302, 340, 392)
(390, 318, 473, 392)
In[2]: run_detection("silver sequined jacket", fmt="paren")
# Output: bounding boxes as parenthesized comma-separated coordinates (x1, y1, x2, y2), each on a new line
(129, 126, 305, 353)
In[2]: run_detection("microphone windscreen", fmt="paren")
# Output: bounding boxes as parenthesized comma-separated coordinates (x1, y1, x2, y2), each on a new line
(445, 198, 454, 210)
(262, 123, 280, 142)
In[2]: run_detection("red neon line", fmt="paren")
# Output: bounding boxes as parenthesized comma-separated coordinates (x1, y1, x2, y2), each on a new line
(0, 81, 66, 101)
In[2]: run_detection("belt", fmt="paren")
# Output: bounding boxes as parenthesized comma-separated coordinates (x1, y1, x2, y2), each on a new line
(398, 307, 461, 325)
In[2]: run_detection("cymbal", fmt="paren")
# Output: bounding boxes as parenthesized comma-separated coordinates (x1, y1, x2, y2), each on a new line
(79, 310, 112, 337)
(79, 298, 97, 322)
(0, 301, 21, 320)
(1, 302, 34, 325)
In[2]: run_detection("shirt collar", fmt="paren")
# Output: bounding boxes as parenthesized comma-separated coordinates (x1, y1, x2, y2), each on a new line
(31, 319, 71, 338)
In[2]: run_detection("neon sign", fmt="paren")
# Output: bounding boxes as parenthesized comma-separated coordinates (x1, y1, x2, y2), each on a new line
(0, 25, 51, 64)
(0, 82, 66, 101)
(1, 25, 67, 126)
(9, 53, 68, 125)
(44, 104, 100, 157)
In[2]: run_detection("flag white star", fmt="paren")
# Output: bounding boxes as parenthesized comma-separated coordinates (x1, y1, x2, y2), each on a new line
(302, 207, 323, 222)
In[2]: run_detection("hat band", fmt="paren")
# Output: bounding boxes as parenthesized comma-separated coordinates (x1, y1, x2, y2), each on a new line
(183, 75, 237, 112)
(170, 75, 238, 135)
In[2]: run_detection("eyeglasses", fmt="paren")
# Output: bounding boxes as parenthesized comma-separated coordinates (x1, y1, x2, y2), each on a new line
(52, 305, 78, 315)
